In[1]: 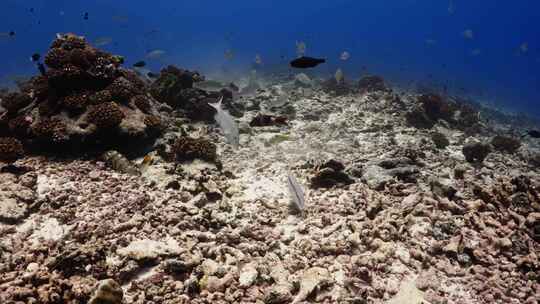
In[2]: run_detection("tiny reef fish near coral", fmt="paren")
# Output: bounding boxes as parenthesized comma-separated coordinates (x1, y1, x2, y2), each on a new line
(290, 56, 326, 69)
(133, 61, 146, 68)
(146, 49, 165, 59)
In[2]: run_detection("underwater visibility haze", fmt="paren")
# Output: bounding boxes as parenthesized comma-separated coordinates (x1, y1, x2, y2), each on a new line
(0, 1, 540, 303)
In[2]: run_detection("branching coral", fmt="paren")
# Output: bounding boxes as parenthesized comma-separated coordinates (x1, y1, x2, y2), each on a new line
(173, 136, 217, 162)
(87, 102, 125, 128)
(0, 137, 24, 162)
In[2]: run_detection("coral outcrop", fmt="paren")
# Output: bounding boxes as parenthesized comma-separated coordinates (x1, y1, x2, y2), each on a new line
(249, 113, 288, 127)
(310, 159, 354, 188)
(150, 65, 244, 121)
(490, 135, 521, 154)
(462, 141, 492, 163)
(0, 137, 24, 162)
(173, 136, 217, 163)
(358, 75, 390, 93)
(0, 33, 163, 155)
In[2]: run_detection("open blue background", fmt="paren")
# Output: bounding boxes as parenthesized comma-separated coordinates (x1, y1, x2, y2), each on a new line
(0, 0, 539, 115)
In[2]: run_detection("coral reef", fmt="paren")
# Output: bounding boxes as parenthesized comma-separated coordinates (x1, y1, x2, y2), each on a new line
(0, 137, 24, 162)
(88, 102, 125, 129)
(358, 75, 389, 93)
(419, 94, 454, 122)
(1, 48, 539, 304)
(1, 92, 32, 114)
(462, 141, 492, 163)
(150, 66, 243, 121)
(173, 136, 217, 162)
(150, 66, 203, 107)
(490, 135, 521, 153)
(310, 159, 354, 188)
(249, 113, 288, 127)
(0, 33, 163, 155)
(321, 78, 353, 96)
(430, 132, 450, 149)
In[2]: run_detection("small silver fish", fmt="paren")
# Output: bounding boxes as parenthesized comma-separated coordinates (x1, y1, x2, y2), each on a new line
(287, 173, 305, 214)
(208, 97, 239, 149)
(463, 29, 474, 40)
(448, 0, 455, 14)
(193, 80, 229, 92)
(520, 42, 528, 53)
(146, 49, 166, 59)
(224, 49, 234, 60)
(95, 37, 113, 47)
(296, 41, 306, 57)
(335, 68, 344, 83)
(340, 51, 350, 61)
(255, 54, 262, 65)
(471, 49, 482, 56)
(425, 39, 437, 45)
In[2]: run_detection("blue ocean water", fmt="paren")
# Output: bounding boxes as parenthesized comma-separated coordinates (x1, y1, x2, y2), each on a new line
(1, 0, 539, 116)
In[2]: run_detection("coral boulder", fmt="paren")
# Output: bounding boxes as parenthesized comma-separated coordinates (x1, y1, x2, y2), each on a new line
(0, 33, 163, 155)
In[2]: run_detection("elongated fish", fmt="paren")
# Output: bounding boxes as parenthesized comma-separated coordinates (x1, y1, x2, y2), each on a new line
(287, 173, 305, 214)
(208, 97, 239, 149)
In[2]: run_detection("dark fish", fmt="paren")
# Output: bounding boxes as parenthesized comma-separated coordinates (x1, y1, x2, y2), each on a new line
(290, 56, 325, 69)
(133, 61, 146, 68)
(228, 82, 239, 92)
(524, 130, 540, 138)
(9, 31, 15, 37)
(30, 53, 40, 62)
(29, 8, 34, 13)
(147, 72, 159, 79)
(83, 12, 89, 20)
(37, 62, 46, 76)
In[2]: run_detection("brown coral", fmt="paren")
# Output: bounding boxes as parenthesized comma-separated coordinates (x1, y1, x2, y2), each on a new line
(132, 95, 152, 113)
(59, 33, 87, 50)
(358, 75, 389, 93)
(88, 90, 112, 105)
(44, 47, 69, 69)
(144, 115, 163, 131)
(32, 118, 68, 143)
(0, 137, 24, 162)
(62, 92, 89, 112)
(173, 136, 216, 162)
(491, 135, 521, 154)
(418, 94, 454, 122)
(87, 102, 125, 128)
(8, 115, 32, 137)
(1, 92, 32, 113)
(108, 78, 140, 102)
(69, 48, 91, 69)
